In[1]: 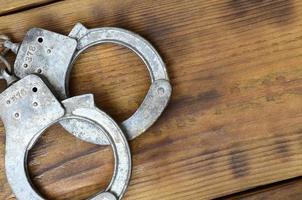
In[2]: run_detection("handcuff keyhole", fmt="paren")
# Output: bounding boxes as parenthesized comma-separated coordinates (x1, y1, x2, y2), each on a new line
(37, 37, 43, 43)
(32, 87, 38, 92)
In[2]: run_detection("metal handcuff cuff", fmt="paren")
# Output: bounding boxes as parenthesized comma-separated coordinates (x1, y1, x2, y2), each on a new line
(6, 23, 172, 144)
(0, 23, 172, 199)
(0, 42, 131, 200)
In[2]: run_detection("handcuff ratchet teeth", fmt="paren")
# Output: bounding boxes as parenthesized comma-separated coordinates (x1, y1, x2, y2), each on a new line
(9, 23, 172, 144)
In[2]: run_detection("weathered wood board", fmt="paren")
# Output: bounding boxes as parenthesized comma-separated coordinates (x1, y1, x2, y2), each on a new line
(0, 0, 302, 199)
(223, 177, 302, 200)
(0, 0, 57, 16)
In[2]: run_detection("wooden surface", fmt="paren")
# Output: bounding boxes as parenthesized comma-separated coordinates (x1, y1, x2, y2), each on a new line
(0, 0, 302, 199)
(0, 0, 57, 16)
(223, 177, 302, 200)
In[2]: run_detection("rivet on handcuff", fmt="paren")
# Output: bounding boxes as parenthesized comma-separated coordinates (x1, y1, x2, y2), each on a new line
(0, 23, 172, 200)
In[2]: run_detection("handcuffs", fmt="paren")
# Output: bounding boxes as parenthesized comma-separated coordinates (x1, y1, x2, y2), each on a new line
(0, 23, 172, 199)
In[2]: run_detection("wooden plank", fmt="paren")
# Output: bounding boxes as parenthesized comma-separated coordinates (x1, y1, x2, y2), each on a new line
(222, 177, 302, 200)
(0, 0, 57, 16)
(0, 0, 302, 199)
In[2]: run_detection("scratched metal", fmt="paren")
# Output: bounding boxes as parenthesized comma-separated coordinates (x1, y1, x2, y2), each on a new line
(12, 28, 77, 100)
(11, 23, 172, 144)
(0, 74, 131, 200)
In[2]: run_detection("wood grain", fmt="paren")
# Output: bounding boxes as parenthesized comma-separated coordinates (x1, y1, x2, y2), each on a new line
(0, 0, 302, 199)
(0, 0, 57, 16)
(222, 177, 302, 200)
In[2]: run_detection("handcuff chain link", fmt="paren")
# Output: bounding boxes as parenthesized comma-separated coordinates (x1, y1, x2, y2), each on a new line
(0, 35, 12, 73)
(0, 35, 18, 86)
